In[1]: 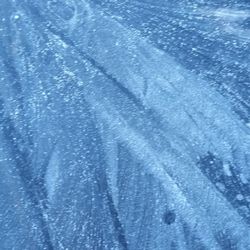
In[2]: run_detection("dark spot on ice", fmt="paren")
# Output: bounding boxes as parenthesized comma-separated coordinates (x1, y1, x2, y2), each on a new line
(163, 210, 176, 225)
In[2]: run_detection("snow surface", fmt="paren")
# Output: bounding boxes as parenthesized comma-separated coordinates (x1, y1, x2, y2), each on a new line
(0, 0, 250, 249)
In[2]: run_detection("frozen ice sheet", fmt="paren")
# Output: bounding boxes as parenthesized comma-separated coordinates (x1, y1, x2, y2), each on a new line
(0, 1, 249, 249)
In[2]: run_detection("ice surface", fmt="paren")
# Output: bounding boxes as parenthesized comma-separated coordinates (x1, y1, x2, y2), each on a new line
(0, 0, 250, 249)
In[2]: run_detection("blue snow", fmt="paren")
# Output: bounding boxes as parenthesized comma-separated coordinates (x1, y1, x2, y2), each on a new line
(0, 0, 250, 249)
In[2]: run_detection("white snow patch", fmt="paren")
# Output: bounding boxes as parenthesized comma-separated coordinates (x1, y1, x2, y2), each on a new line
(240, 174, 248, 184)
(236, 194, 244, 201)
(214, 9, 250, 21)
(223, 163, 232, 176)
(216, 182, 225, 192)
(45, 147, 60, 201)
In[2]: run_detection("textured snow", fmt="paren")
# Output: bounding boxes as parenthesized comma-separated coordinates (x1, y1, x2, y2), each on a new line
(0, 0, 250, 249)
